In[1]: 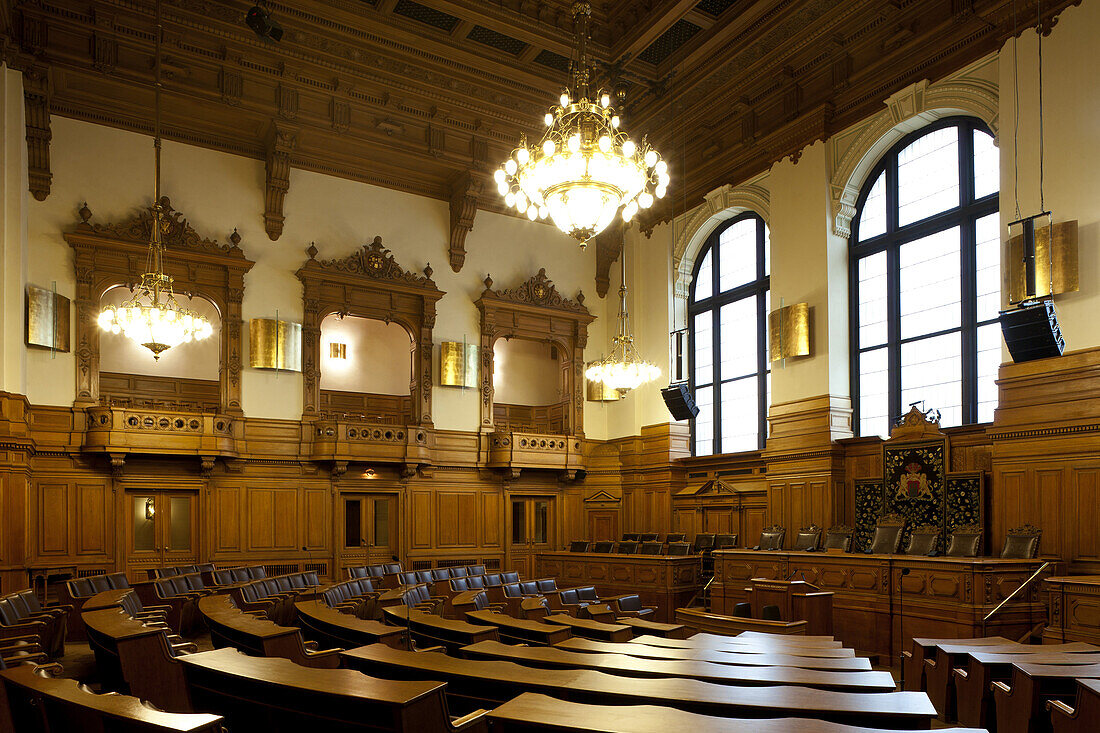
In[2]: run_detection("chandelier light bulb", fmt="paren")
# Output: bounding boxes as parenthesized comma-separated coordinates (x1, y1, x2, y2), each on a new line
(544, 113, 554, 126)
(638, 192, 654, 209)
(597, 135, 612, 152)
(655, 159, 668, 175)
(560, 92, 571, 106)
(622, 139, 636, 157)
(542, 139, 556, 156)
(504, 191, 516, 207)
(656, 185, 667, 199)
(526, 206, 538, 220)
(611, 116, 620, 128)
(600, 94, 610, 108)
(516, 148, 530, 164)
(497, 180, 509, 196)
(644, 150, 658, 168)
(504, 158, 518, 176)
(516, 191, 528, 211)
(494, 169, 506, 183)
(568, 134, 581, 153)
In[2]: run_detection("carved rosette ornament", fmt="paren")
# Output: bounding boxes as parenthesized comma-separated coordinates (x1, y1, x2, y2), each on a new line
(295, 237, 444, 425)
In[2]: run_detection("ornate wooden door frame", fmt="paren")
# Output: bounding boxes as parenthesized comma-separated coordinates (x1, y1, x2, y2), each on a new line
(295, 237, 444, 425)
(65, 198, 254, 414)
(474, 269, 594, 437)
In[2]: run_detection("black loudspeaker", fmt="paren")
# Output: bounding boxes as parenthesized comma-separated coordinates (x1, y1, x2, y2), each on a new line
(661, 383, 699, 420)
(1000, 299, 1065, 363)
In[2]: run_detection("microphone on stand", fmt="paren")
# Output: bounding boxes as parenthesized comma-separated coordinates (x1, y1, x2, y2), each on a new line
(899, 567, 911, 688)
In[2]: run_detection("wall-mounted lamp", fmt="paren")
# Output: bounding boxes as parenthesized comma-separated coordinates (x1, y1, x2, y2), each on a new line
(145, 497, 156, 520)
(363, 468, 376, 479)
(329, 342, 347, 359)
(439, 340, 478, 388)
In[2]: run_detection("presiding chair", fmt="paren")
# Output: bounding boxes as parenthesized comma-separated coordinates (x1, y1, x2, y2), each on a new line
(666, 542, 692, 556)
(753, 526, 785, 551)
(637, 541, 663, 555)
(692, 533, 716, 553)
(665, 533, 687, 543)
(637, 533, 659, 543)
(792, 525, 822, 552)
(616, 541, 638, 555)
(865, 514, 906, 554)
(713, 533, 737, 550)
(945, 524, 982, 557)
(823, 526, 854, 552)
(591, 541, 615, 553)
(621, 533, 639, 542)
(903, 525, 941, 556)
(1001, 524, 1041, 559)
(568, 541, 589, 552)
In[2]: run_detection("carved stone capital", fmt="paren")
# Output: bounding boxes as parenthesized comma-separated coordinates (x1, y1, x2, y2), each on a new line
(264, 123, 298, 241)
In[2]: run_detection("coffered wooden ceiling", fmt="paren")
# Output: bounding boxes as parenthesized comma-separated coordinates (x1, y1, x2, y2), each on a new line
(0, 0, 1082, 246)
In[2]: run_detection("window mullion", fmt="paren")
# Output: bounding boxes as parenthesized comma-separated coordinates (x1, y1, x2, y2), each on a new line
(959, 126, 979, 424)
(886, 154, 902, 426)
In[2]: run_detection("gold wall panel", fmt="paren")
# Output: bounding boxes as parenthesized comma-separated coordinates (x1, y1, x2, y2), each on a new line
(768, 302, 811, 362)
(26, 286, 70, 352)
(586, 375, 623, 402)
(439, 341, 478, 388)
(1007, 220, 1079, 304)
(249, 318, 302, 371)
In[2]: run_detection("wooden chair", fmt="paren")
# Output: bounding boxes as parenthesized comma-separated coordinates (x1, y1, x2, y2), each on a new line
(666, 542, 693, 556)
(792, 525, 822, 552)
(693, 533, 717, 553)
(591, 541, 615, 553)
(666, 533, 687, 543)
(713, 533, 737, 550)
(616, 541, 638, 555)
(638, 533, 659, 542)
(1001, 523, 1041, 559)
(637, 541, 663, 555)
(865, 514, 906, 554)
(945, 524, 983, 557)
(823, 526, 854, 552)
(753, 525, 786, 551)
(568, 541, 589, 552)
(621, 533, 639, 542)
(903, 525, 942, 556)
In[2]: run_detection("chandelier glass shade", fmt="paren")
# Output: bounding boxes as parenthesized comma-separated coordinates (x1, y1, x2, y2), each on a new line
(495, 2, 669, 247)
(96, 0, 212, 361)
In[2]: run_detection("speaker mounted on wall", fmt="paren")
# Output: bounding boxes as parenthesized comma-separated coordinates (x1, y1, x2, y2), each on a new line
(661, 382, 699, 420)
(1000, 299, 1064, 363)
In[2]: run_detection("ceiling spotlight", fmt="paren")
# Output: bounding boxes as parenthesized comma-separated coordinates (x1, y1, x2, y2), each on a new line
(246, 3, 283, 42)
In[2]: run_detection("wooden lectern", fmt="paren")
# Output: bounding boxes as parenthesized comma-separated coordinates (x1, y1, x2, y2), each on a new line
(746, 578, 834, 637)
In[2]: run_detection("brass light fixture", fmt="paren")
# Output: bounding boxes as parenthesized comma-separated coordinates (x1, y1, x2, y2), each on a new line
(440, 340, 478, 388)
(96, 0, 212, 360)
(494, 1, 668, 247)
(768, 302, 811, 362)
(145, 497, 156, 520)
(249, 317, 302, 371)
(329, 342, 347, 359)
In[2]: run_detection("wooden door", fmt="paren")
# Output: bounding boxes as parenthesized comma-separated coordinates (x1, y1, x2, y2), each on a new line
(704, 506, 736, 534)
(588, 511, 618, 542)
(341, 494, 398, 568)
(508, 496, 553, 578)
(126, 492, 199, 578)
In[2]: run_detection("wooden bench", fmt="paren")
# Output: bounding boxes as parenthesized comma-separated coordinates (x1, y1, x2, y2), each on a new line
(176, 646, 489, 733)
(585, 605, 692, 638)
(295, 599, 404, 649)
(487, 692, 987, 733)
(82, 606, 195, 712)
(954, 650, 1100, 728)
(1050, 677, 1100, 733)
(0, 662, 223, 732)
(992, 662, 1100, 733)
(463, 609, 572, 646)
(556, 638, 874, 671)
(926, 642, 1098, 720)
(627, 634, 854, 657)
(542, 614, 633, 642)
(341, 643, 937, 728)
(460, 639, 897, 693)
(674, 607, 810, 637)
(381, 605, 498, 653)
(197, 594, 341, 668)
(903, 636, 1010, 691)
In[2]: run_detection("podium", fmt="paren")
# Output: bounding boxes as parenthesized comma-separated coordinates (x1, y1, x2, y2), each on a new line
(746, 578, 834, 637)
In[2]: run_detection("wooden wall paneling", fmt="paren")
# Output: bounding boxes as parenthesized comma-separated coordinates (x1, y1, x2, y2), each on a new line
(410, 490, 433, 551)
(1037, 468, 1065, 559)
(75, 483, 110, 556)
(1073, 468, 1100, 562)
(37, 483, 69, 556)
(303, 488, 328, 551)
(481, 490, 502, 549)
(213, 486, 241, 554)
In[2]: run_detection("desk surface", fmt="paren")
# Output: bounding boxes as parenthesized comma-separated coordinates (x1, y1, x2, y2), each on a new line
(636, 632, 844, 648)
(628, 635, 855, 658)
(461, 640, 896, 692)
(556, 638, 874, 670)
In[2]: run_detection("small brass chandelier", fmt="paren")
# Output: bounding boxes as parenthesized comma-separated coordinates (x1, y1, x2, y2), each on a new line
(585, 241, 660, 392)
(97, 0, 212, 360)
(494, 1, 669, 248)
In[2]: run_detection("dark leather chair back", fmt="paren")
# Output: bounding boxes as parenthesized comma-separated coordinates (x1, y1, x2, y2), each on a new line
(694, 533, 717, 552)
(450, 567, 468, 578)
(793, 525, 822, 552)
(638, 542, 663, 555)
(945, 524, 982, 557)
(666, 533, 687, 542)
(756, 526, 786, 551)
(621, 533, 639, 542)
(666, 542, 692, 556)
(569, 541, 590, 552)
(501, 572, 520, 584)
(868, 515, 906, 555)
(575, 587, 598, 602)
(638, 533, 659, 542)
(733, 602, 752, 618)
(616, 541, 637, 555)
(592, 542, 615, 553)
(904, 525, 942, 556)
(1001, 524, 1041, 559)
(824, 526, 854, 552)
(761, 604, 782, 621)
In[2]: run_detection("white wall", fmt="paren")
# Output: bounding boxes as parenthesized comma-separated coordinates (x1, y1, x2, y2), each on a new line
(319, 315, 411, 395)
(21, 117, 612, 438)
(492, 337, 562, 405)
(0, 65, 27, 396)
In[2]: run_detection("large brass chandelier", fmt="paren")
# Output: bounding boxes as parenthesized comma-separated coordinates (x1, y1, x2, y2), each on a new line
(494, 1, 668, 247)
(585, 241, 660, 392)
(97, 0, 212, 360)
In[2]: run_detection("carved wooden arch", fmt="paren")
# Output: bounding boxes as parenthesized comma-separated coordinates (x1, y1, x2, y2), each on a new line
(295, 237, 444, 425)
(65, 197, 254, 413)
(474, 269, 594, 437)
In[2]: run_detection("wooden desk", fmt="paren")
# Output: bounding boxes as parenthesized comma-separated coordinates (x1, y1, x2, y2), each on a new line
(627, 635, 854, 657)
(197, 594, 341, 668)
(1050, 677, 1100, 733)
(487, 692, 988, 733)
(177, 647, 488, 733)
(1044, 576, 1100, 645)
(460, 640, 897, 692)
(637, 631, 843, 648)
(556, 638, 874, 670)
(954, 651, 1100, 728)
(747, 578, 834, 636)
(535, 552, 703, 623)
(464, 609, 572, 646)
(927, 641, 1097, 721)
(903, 636, 1010, 692)
(294, 600, 404, 650)
(713, 550, 1051, 657)
(675, 607, 809, 636)
(381, 605, 498, 653)
(0, 662, 223, 732)
(610, 614, 692, 639)
(542, 614, 633, 642)
(993, 662, 1100, 733)
(341, 644, 936, 728)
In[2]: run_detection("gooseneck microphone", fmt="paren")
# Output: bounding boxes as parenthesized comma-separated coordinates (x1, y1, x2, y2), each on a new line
(899, 567, 911, 688)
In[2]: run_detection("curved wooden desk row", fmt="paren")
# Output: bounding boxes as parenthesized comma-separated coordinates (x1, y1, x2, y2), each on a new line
(340, 643, 937, 729)
(555, 638, 874, 670)
(197, 593, 342, 668)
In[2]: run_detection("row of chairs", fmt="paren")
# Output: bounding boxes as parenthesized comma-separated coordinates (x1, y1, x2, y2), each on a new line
(229, 571, 323, 626)
(0, 589, 68, 660)
(571, 533, 738, 555)
(210, 565, 269, 585)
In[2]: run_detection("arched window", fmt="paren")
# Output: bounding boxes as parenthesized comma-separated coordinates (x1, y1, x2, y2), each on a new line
(850, 117, 1000, 437)
(689, 213, 770, 456)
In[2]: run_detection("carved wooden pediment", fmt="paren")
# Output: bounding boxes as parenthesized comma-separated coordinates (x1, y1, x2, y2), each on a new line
(74, 197, 247, 260)
(888, 405, 946, 442)
(479, 269, 589, 315)
(301, 236, 439, 291)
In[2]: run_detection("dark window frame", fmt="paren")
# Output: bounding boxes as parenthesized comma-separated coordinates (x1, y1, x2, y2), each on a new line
(849, 116, 999, 436)
(688, 212, 770, 456)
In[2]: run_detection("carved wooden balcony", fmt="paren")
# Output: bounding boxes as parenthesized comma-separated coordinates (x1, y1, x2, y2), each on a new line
(486, 430, 584, 479)
(82, 406, 238, 459)
(307, 419, 433, 469)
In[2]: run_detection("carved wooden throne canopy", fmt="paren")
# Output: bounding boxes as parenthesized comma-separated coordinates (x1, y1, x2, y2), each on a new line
(295, 237, 444, 425)
(65, 197, 255, 413)
(474, 269, 594, 437)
